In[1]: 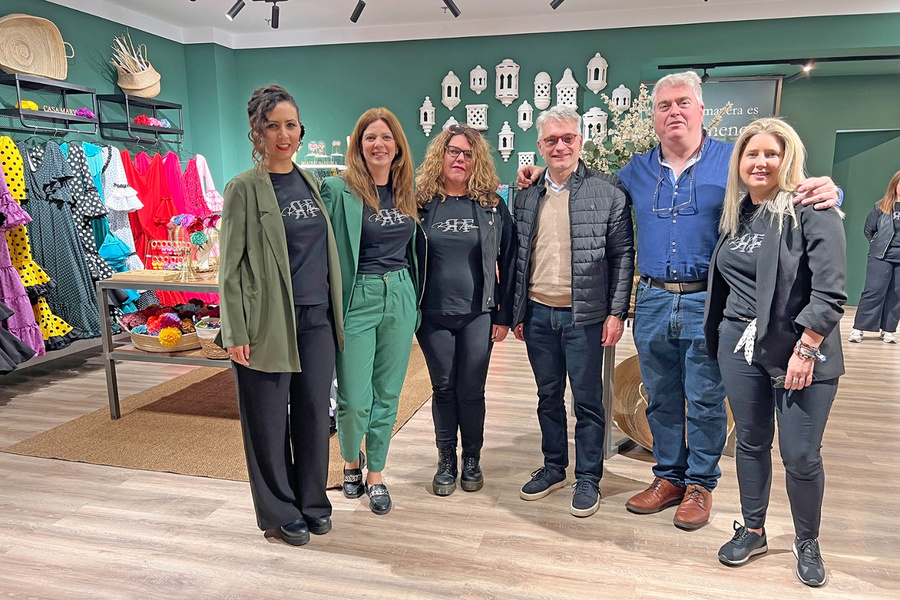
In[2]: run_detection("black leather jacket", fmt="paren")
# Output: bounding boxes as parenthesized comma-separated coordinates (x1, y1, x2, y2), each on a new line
(864, 203, 897, 259)
(416, 194, 517, 326)
(512, 160, 635, 327)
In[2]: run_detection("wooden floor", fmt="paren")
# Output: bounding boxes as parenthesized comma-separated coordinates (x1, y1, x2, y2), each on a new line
(1, 308, 898, 599)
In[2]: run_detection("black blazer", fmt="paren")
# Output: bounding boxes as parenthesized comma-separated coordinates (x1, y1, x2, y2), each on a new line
(704, 202, 847, 380)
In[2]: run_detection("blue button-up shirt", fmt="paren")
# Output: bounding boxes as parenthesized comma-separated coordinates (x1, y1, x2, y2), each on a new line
(618, 136, 733, 282)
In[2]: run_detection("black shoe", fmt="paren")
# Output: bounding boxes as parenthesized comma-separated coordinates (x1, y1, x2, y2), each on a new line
(460, 451, 483, 492)
(570, 479, 600, 517)
(365, 483, 392, 515)
(520, 466, 566, 500)
(793, 538, 827, 587)
(718, 521, 768, 566)
(342, 450, 366, 499)
(279, 518, 310, 546)
(306, 515, 332, 535)
(432, 445, 458, 496)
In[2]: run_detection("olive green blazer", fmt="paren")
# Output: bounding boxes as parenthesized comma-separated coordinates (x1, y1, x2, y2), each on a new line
(217, 165, 344, 373)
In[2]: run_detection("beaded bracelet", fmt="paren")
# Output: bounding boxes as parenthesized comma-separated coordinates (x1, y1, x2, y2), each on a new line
(794, 340, 827, 362)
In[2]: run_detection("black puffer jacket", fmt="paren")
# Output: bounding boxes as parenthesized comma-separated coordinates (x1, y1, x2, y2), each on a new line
(512, 160, 635, 327)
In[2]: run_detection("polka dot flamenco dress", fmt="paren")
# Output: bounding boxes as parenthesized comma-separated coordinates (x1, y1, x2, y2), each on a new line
(0, 137, 79, 350)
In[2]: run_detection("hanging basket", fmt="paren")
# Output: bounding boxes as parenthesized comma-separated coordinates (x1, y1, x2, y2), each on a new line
(0, 14, 73, 80)
(117, 64, 161, 98)
(130, 330, 201, 353)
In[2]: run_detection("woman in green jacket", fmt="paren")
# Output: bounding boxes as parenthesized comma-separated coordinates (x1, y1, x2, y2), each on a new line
(320, 107, 418, 515)
(219, 85, 344, 546)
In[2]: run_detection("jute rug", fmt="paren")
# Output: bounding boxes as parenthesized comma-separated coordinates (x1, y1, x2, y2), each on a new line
(3, 345, 431, 488)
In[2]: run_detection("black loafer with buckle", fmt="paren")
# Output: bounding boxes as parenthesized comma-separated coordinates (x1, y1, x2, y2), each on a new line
(342, 450, 366, 499)
(365, 483, 392, 515)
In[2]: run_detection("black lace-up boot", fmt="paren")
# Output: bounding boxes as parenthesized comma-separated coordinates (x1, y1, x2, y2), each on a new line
(432, 445, 458, 496)
(460, 451, 484, 492)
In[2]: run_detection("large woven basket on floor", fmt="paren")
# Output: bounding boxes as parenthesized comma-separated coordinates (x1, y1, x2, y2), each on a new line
(195, 328, 228, 360)
(130, 331, 200, 353)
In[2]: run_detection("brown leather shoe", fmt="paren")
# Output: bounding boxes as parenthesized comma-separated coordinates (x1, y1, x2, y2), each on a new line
(625, 476, 685, 514)
(673, 484, 712, 530)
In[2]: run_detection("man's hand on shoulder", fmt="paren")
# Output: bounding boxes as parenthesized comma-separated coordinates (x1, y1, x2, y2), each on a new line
(794, 176, 841, 210)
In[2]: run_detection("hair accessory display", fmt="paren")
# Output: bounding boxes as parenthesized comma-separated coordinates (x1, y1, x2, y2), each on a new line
(15, 100, 38, 110)
(75, 107, 95, 118)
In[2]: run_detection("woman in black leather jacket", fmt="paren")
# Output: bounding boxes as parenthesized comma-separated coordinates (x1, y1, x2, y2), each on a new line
(414, 123, 516, 496)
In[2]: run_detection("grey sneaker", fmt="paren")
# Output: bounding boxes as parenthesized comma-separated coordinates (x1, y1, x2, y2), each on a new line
(520, 467, 566, 500)
(718, 521, 768, 565)
(793, 538, 827, 587)
(570, 479, 600, 517)
(848, 329, 863, 343)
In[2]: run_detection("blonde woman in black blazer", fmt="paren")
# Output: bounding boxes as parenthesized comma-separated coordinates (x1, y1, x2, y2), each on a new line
(703, 118, 846, 588)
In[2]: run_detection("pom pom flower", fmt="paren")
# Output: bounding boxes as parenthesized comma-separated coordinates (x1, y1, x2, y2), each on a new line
(158, 327, 183, 347)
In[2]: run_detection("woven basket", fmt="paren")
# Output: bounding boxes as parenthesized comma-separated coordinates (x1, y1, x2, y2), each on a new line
(130, 331, 201, 353)
(195, 328, 228, 360)
(117, 64, 161, 99)
(0, 14, 72, 80)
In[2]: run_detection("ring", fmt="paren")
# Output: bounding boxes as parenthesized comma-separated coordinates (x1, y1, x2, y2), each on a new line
(792, 378, 800, 382)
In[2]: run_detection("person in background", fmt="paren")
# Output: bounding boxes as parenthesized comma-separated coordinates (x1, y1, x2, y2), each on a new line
(219, 85, 344, 546)
(320, 108, 418, 516)
(512, 105, 634, 518)
(414, 124, 517, 496)
(704, 118, 845, 588)
(848, 169, 900, 344)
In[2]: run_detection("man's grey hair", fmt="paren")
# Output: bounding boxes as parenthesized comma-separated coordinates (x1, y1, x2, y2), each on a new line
(651, 71, 704, 108)
(535, 105, 582, 139)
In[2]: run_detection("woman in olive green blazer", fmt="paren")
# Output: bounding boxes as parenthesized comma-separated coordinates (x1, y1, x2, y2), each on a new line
(218, 85, 343, 547)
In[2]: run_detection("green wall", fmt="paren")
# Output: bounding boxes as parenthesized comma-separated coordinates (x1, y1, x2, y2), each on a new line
(4, 3, 900, 302)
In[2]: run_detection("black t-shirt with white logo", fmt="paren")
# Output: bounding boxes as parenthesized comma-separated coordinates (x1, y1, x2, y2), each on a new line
(884, 202, 900, 263)
(422, 195, 484, 315)
(358, 185, 414, 275)
(718, 202, 768, 321)
(270, 169, 329, 305)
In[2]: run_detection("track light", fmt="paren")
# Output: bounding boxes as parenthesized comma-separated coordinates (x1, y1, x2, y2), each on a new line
(443, 0, 461, 18)
(700, 69, 710, 83)
(270, 3, 279, 29)
(550, 0, 566, 9)
(226, 0, 245, 21)
(350, 0, 366, 23)
(802, 61, 814, 72)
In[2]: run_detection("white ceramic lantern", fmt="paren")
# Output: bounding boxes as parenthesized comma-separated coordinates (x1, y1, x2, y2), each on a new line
(495, 58, 520, 107)
(534, 71, 552, 110)
(611, 84, 632, 113)
(442, 115, 459, 131)
(586, 53, 609, 94)
(465, 104, 489, 131)
(498, 121, 515, 162)
(442, 71, 462, 110)
(517, 100, 534, 131)
(518, 152, 536, 168)
(582, 106, 608, 143)
(419, 96, 436, 137)
(470, 65, 488, 95)
(556, 68, 579, 108)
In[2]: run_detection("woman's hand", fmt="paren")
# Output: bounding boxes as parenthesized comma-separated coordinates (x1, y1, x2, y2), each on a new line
(514, 323, 525, 341)
(784, 353, 815, 391)
(491, 325, 509, 342)
(227, 344, 250, 367)
(516, 165, 545, 189)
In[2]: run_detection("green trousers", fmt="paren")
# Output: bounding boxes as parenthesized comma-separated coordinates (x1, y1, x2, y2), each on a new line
(336, 269, 417, 472)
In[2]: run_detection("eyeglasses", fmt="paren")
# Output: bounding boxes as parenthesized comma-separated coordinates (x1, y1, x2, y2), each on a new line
(540, 134, 579, 147)
(445, 145, 473, 161)
(652, 162, 697, 218)
(448, 123, 480, 138)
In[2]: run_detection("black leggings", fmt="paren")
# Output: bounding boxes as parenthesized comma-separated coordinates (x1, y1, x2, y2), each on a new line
(232, 303, 335, 531)
(717, 318, 837, 540)
(416, 312, 493, 454)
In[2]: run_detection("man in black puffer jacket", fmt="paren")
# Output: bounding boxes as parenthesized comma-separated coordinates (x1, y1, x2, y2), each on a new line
(512, 105, 634, 518)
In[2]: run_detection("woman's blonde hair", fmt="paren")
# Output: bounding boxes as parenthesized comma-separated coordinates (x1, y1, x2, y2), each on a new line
(246, 84, 300, 174)
(343, 107, 416, 218)
(415, 125, 501, 207)
(721, 117, 809, 237)
(877, 170, 900, 215)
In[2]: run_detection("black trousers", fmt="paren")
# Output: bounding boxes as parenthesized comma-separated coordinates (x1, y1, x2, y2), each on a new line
(717, 318, 838, 540)
(416, 312, 493, 454)
(232, 303, 335, 531)
(853, 255, 900, 333)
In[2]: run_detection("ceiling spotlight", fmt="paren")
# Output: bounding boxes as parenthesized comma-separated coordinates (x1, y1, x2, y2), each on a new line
(700, 69, 710, 83)
(350, 0, 366, 23)
(443, 0, 461, 18)
(226, 0, 245, 21)
(802, 61, 814, 72)
(550, 0, 566, 9)
(270, 2, 280, 29)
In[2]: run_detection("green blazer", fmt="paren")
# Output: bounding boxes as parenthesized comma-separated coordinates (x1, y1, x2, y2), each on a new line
(319, 176, 419, 320)
(217, 165, 344, 373)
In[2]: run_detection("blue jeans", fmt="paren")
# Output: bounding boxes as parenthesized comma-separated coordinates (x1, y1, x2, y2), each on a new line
(523, 301, 605, 485)
(633, 280, 727, 490)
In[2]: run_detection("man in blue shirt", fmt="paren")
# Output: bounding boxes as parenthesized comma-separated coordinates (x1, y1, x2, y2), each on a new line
(617, 71, 840, 530)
